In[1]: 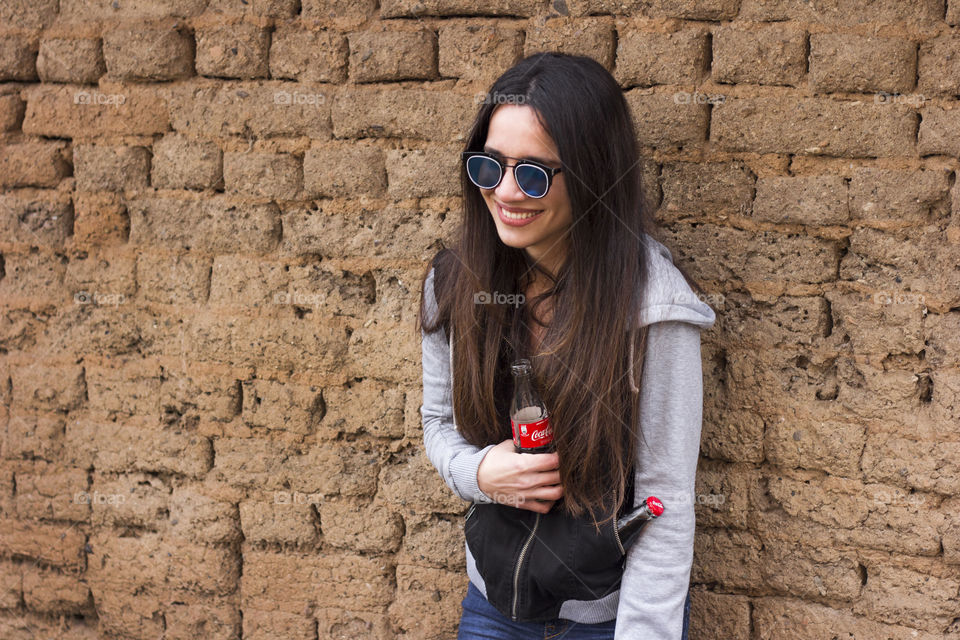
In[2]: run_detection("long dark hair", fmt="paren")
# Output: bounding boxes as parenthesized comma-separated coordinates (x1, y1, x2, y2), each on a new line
(416, 52, 704, 525)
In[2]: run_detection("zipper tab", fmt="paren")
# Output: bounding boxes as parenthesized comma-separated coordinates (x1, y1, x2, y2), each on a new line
(510, 512, 541, 621)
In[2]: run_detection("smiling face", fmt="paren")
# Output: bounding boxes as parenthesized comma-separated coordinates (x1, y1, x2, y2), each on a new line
(480, 104, 573, 278)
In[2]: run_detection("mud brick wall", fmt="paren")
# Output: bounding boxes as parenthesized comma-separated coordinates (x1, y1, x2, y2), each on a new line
(1, 0, 960, 638)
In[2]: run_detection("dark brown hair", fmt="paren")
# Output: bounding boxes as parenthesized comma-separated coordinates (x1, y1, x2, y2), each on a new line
(416, 52, 705, 525)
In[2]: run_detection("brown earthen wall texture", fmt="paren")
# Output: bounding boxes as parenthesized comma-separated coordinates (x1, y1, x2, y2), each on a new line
(1, 0, 959, 638)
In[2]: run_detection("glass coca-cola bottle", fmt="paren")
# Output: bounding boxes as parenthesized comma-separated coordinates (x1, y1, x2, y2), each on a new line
(509, 358, 554, 453)
(615, 496, 664, 552)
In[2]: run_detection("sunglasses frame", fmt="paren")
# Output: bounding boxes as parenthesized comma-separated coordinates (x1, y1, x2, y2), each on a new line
(461, 151, 563, 199)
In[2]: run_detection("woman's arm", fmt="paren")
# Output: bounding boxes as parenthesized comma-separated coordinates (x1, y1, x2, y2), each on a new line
(420, 266, 497, 504)
(615, 320, 706, 640)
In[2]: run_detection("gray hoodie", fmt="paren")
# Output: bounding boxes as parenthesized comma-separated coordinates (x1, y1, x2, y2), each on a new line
(420, 233, 717, 639)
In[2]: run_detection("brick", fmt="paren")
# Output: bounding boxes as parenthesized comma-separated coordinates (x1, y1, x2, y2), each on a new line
(268, 26, 347, 83)
(3, 413, 67, 460)
(615, 26, 709, 87)
(624, 90, 710, 149)
(316, 609, 391, 640)
(37, 38, 105, 84)
(348, 29, 438, 82)
(840, 226, 960, 309)
(11, 364, 85, 412)
(738, 0, 943, 26)
(645, 0, 739, 20)
(207, 0, 299, 16)
(72, 192, 127, 247)
(321, 499, 403, 553)
(711, 96, 915, 156)
(917, 106, 960, 156)
(400, 513, 465, 570)
(137, 253, 212, 305)
(89, 472, 169, 529)
(855, 557, 960, 628)
(754, 175, 849, 225)
(223, 151, 302, 200)
(438, 22, 523, 85)
(379, 0, 540, 17)
(377, 449, 463, 514)
(22, 565, 91, 614)
(164, 599, 242, 640)
(0, 94, 26, 131)
(0, 141, 71, 189)
(524, 17, 615, 70)
(239, 499, 319, 546)
(701, 406, 764, 464)
(169, 487, 242, 544)
(950, 0, 960, 25)
(74, 144, 151, 192)
(60, 0, 208, 20)
(832, 356, 922, 426)
(82, 420, 213, 478)
(196, 23, 269, 79)
(280, 202, 449, 260)
(151, 134, 222, 190)
(332, 86, 473, 141)
(159, 367, 242, 424)
(302, 144, 386, 197)
(0, 0, 60, 29)
(712, 23, 806, 87)
(809, 33, 915, 94)
(689, 591, 750, 640)
(918, 34, 960, 96)
(128, 196, 281, 254)
(300, 0, 377, 29)
(209, 254, 289, 306)
(85, 359, 161, 415)
(0, 250, 67, 300)
(14, 467, 89, 521)
(388, 565, 463, 637)
(753, 596, 950, 639)
(168, 81, 332, 139)
(243, 609, 315, 640)
(659, 161, 754, 217)
(0, 34, 38, 82)
(241, 549, 394, 612)
(319, 378, 404, 439)
(22, 84, 169, 137)
(386, 148, 460, 198)
(848, 168, 950, 223)
(765, 419, 866, 477)
(862, 434, 960, 495)
(103, 24, 194, 81)
(0, 519, 86, 570)
(713, 293, 830, 349)
(0, 563, 22, 609)
(241, 378, 323, 435)
(65, 250, 137, 307)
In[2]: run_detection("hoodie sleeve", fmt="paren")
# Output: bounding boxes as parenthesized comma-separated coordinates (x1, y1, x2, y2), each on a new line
(615, 319, 706, 640)
(420, 266, 497, 505)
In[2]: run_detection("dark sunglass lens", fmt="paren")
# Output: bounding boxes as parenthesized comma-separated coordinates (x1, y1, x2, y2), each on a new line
(466, 156, 501, 188)
(515, 164, 549, 198)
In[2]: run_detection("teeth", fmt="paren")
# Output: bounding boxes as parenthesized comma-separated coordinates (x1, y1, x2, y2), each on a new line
(501, 207, 541, 220)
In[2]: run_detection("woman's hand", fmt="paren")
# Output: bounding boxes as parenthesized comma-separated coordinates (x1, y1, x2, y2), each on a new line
(476, 439, 564, 514)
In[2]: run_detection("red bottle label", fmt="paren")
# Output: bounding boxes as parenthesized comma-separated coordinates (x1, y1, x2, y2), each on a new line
(511, 415, 553, 450)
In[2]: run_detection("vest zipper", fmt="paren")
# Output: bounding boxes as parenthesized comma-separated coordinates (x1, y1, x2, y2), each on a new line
(511, 512, 541, 621)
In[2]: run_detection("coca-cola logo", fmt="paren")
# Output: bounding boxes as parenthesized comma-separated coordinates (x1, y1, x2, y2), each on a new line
(530, 427, 552, 442)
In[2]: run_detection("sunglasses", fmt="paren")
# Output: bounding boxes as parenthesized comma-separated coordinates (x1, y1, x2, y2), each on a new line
(461, 151, 563, 199)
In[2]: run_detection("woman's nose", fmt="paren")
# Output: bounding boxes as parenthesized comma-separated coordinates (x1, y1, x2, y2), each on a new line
(495, 164, 526, 202)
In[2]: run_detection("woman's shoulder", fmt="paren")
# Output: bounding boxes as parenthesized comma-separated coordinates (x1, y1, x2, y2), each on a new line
(636, 233, 716, 330)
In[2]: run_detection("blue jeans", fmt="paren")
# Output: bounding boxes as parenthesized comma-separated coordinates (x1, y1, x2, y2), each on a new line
(457, 581, 692, 639)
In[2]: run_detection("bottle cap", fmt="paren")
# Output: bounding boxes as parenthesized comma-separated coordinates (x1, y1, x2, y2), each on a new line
(645, 496, 664, 517)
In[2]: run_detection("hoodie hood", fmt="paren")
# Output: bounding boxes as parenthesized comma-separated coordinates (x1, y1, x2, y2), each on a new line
(635, 233, 717, 330)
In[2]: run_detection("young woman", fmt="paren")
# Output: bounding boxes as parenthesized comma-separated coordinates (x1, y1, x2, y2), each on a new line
(416, 52, 716, 639)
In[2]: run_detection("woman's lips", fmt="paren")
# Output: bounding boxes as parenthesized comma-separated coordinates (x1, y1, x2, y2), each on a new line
(497, 202, 544, 227)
